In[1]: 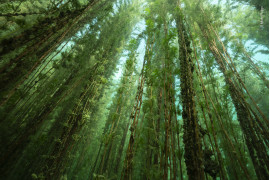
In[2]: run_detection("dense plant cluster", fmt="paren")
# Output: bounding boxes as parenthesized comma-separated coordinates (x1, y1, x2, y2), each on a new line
(0, 0, 268, 179)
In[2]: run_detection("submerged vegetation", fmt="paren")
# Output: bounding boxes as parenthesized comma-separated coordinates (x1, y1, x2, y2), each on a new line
(0, 0, 268, 179)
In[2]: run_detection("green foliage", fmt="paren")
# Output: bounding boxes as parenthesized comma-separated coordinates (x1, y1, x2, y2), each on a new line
(0, 0, 268, 180)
